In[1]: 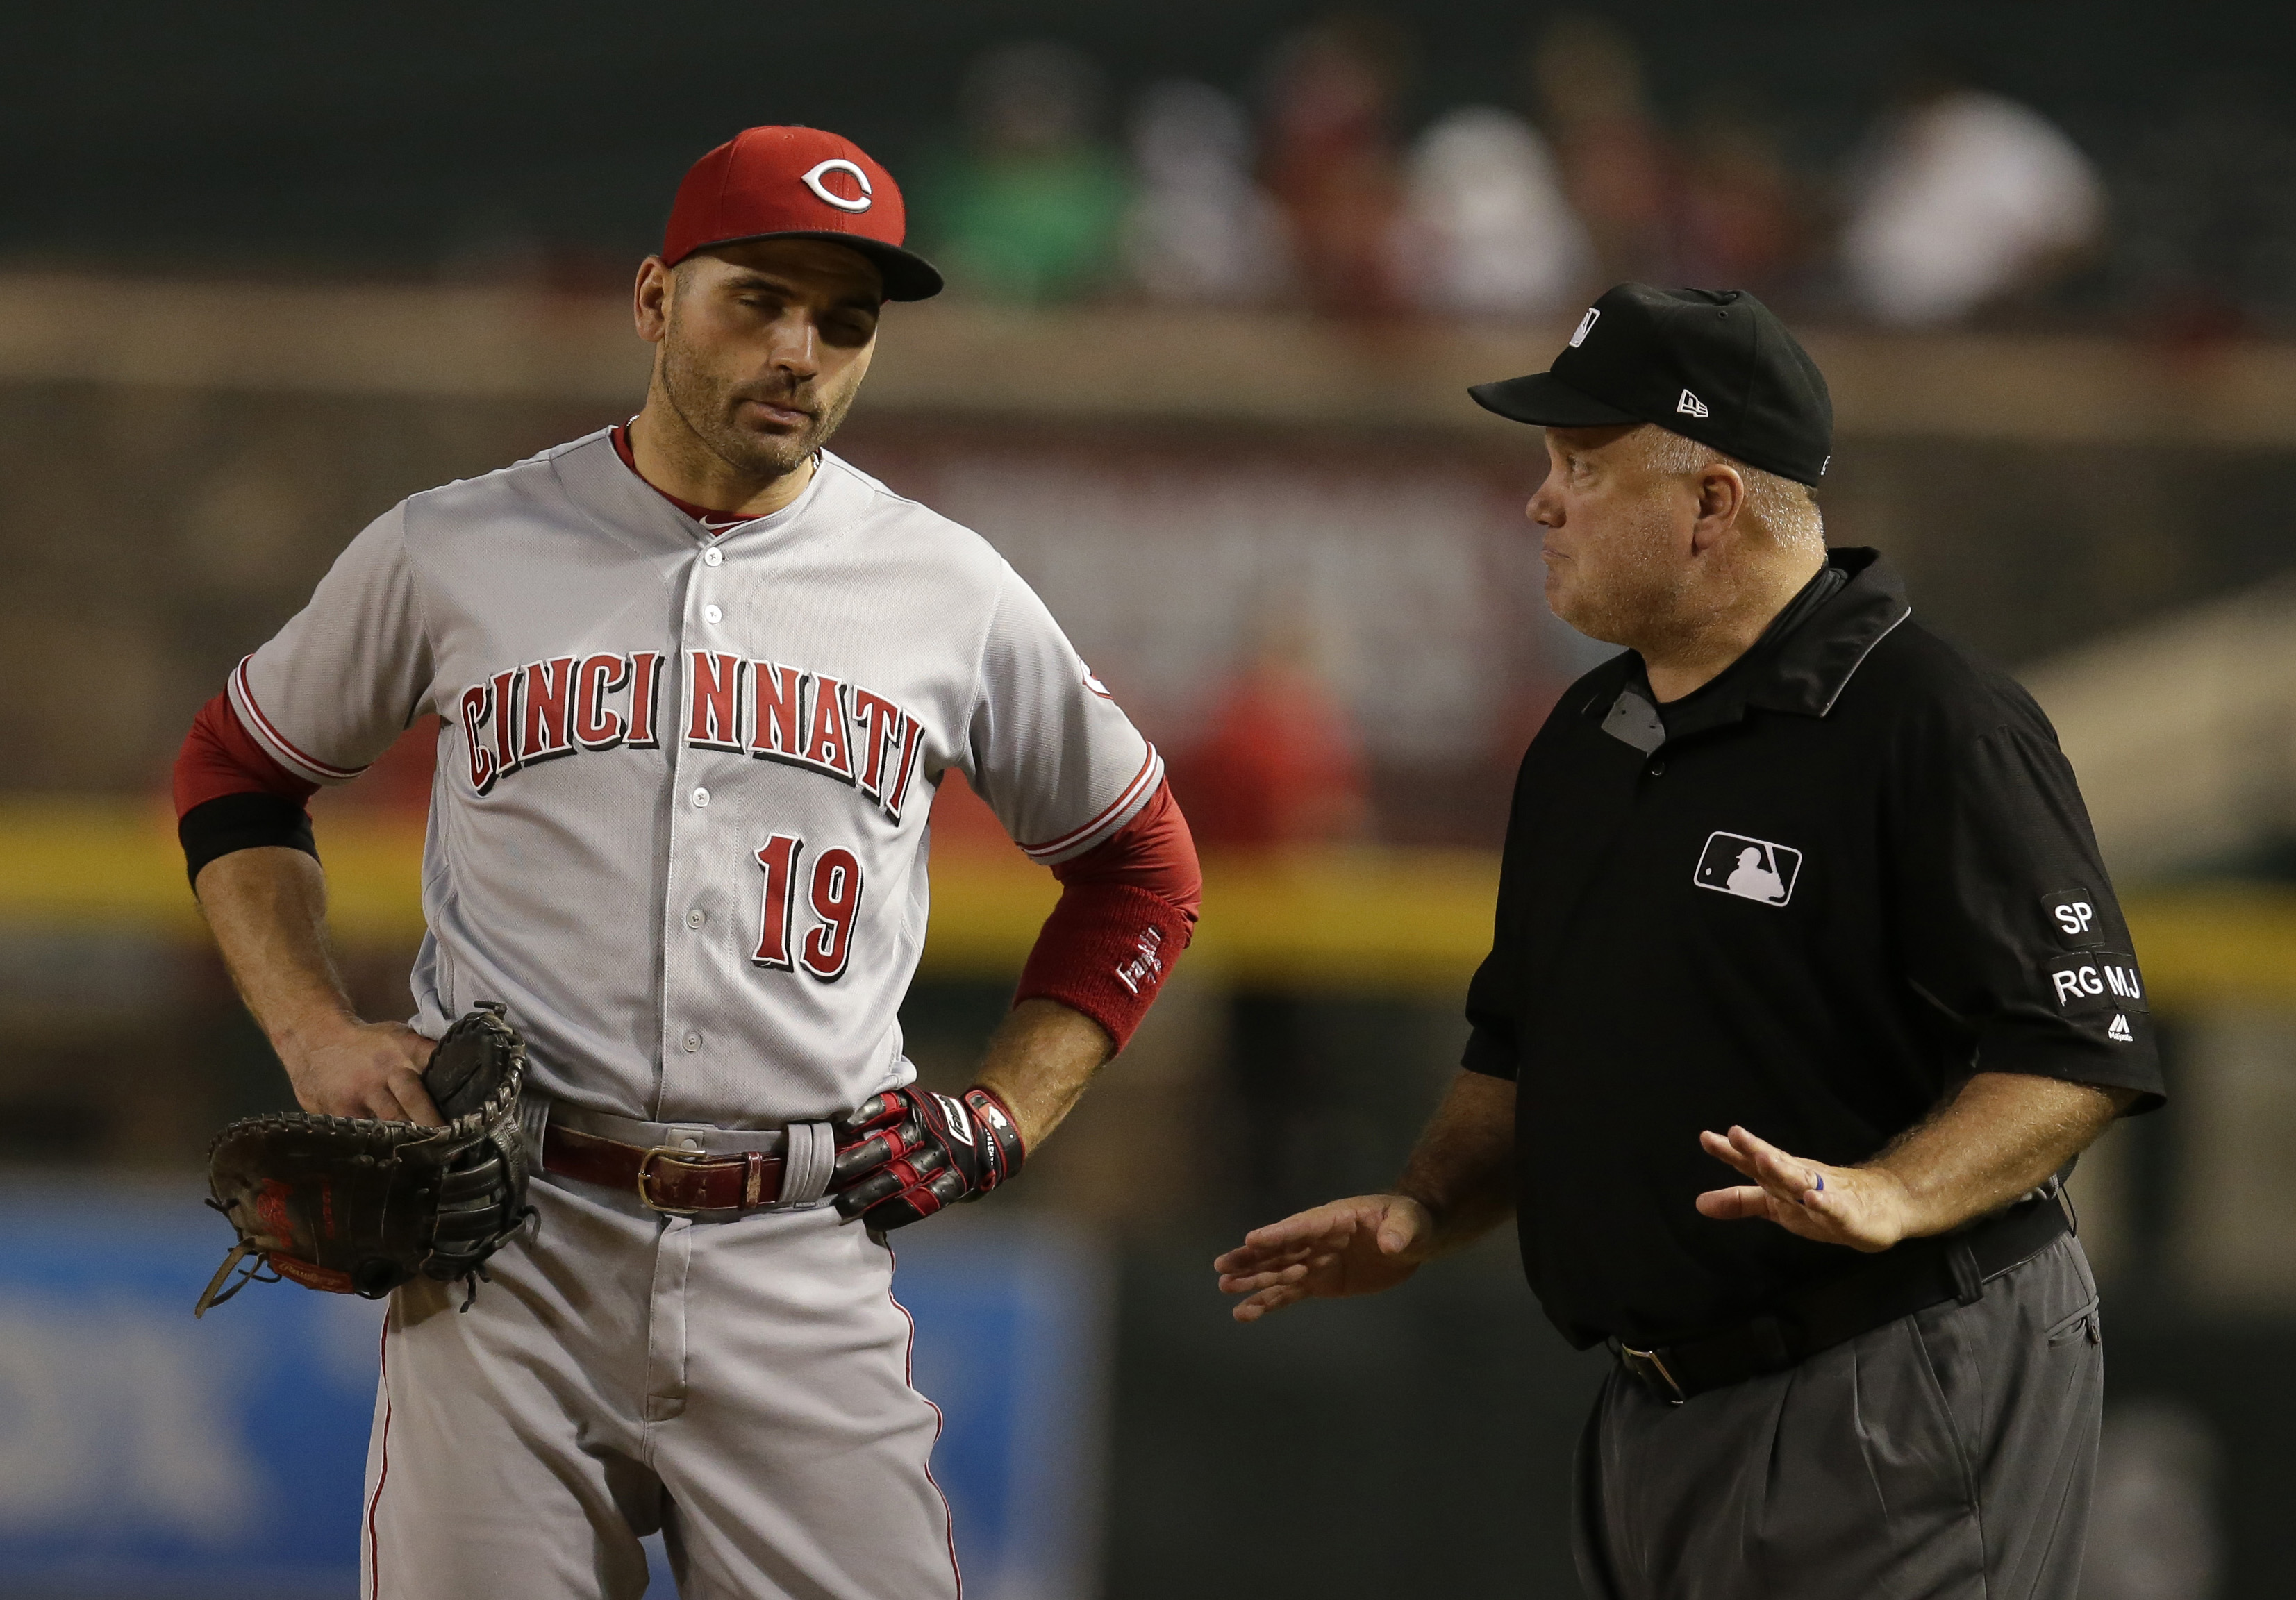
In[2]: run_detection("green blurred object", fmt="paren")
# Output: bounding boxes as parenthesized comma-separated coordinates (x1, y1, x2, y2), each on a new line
(920, 147, 1133, 305)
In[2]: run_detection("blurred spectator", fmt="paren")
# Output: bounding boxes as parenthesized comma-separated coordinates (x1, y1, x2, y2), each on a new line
(1529, 15, 1679, 287)
(1677, 97, 1809, 299)
(1841, 65, 2106, 327)
(1176, 615, 1371, 1219)
(1258, 14, 1412, 317)
(1174, 622, 1368, 852)
(1390, 106, 1593, 320)
(1122, 80, 1293, 307)
(918, 41, 1133, 305)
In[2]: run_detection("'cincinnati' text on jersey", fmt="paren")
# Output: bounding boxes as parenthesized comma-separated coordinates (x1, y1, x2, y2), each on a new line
(458, 649, 927, 822)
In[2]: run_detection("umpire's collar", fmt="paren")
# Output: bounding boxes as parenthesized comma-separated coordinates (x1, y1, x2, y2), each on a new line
(1590, 549, 1913, 754)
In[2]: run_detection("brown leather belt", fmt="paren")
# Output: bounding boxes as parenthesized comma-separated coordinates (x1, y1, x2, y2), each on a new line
(542, 1124, 788, 1216)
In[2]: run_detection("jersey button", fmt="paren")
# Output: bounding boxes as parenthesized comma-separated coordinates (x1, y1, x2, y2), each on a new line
(685, 908, 706, 929)
(692, 786, 710, 808)
(704, 604, 722, 625)
(702, 548, 724, 567)
(682, 1031, 703, 1053)
(1648, 760, 1666, 776)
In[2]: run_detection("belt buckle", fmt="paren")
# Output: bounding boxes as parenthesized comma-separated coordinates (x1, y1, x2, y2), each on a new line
(635, 1146, 716, 1217)
(1619, 1344, 1688, 1406)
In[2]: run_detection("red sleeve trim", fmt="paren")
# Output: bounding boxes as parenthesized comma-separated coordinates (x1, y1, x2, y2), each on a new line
(174, 690, 319, 817)
(1047, 779, 1200, 912)
(228, 658, 367, 782)
(1017, 745, 1165, 863)
(1013, 779, 1201, 1049)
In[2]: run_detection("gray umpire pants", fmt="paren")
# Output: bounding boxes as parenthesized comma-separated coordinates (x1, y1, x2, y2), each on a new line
(1574, 1235, 2104, 1600)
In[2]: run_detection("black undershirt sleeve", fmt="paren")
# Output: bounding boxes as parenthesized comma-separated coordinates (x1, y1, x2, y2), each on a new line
(180, 792, 319, 890)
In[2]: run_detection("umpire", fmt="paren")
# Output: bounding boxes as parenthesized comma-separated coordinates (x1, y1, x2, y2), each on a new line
(1215, 283, 2165, 1600)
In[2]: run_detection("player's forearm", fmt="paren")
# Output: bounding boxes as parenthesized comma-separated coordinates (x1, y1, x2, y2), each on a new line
(1395, 1069, 1519, 1253)
(972, 997, 1115, 1151)
(194, 846, 363, 1067)
(1863, 1071, 2133, 1238)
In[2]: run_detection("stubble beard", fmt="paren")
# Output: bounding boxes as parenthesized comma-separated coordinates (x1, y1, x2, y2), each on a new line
(1549, 499, 1702, 655)
(658, 324, 856, 486)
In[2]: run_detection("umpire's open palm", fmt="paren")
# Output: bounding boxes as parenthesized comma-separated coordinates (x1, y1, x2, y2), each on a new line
(1214, 1194, 1436, 1323)
(1694, 1125, 1911, 1252)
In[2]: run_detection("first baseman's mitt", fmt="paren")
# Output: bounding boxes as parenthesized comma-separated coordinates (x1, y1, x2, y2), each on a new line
(194, 1003, 534, 1317)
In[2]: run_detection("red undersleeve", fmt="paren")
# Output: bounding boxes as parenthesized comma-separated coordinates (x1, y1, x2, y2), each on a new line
(1013, 781, 1201, 1049)
(174, 691, 317, 816)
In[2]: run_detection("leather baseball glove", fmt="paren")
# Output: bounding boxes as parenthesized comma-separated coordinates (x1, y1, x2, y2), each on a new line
(828, 1085, 1025, 1231)
(194, 1002, 534, 1316)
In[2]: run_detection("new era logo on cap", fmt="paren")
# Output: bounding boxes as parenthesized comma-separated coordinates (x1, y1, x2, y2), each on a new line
(1466, 284, 1833, 486)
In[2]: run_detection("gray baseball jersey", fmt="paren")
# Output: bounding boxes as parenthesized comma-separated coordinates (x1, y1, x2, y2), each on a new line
(231, 427, 1161, 1125)
(234, 428, 1161, 1598)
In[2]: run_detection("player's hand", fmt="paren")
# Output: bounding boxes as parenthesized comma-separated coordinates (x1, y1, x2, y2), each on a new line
(285, 1020, 444, 1126)
(1694, 1125, 1913, 1252)
(828, 1085, 1024, 1231)
(1214, 1194, 1436, 1323)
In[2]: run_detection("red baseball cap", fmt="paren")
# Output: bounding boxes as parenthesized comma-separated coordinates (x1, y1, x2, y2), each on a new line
(661, 126, 943, 301)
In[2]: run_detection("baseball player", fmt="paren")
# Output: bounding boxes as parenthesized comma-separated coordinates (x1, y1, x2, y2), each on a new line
(173, 125, 1201, 1599)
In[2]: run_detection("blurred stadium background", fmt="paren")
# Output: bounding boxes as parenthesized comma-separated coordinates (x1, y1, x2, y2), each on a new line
(2, 3, 2293, 1595)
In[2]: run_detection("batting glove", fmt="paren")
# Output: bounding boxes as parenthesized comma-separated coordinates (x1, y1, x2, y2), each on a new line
(828, 1085, 1025, 1230)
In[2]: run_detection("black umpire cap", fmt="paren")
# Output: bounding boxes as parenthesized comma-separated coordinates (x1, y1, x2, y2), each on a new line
(1469, 284, 1833, 486)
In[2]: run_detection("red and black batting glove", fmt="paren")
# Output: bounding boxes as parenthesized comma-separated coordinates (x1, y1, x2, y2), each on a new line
(828, 1085, 1026, 1231)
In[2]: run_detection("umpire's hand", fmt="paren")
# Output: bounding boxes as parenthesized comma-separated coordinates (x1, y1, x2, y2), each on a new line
(1694, 1125, 1909, 1252)
(1214, 1195, 1438, 1322)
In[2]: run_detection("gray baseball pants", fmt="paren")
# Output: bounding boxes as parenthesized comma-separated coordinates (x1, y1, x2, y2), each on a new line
(359, 1171, 962, 1600)
(1575, 1235, 2104, 1600)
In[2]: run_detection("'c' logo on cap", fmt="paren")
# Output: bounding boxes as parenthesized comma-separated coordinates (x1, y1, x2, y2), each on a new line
(1569, 307, 1599, 347)
(801, 158, 874, 213)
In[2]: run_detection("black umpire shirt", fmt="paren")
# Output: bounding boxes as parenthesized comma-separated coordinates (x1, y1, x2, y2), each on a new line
(1464, 548, 2166, 1350)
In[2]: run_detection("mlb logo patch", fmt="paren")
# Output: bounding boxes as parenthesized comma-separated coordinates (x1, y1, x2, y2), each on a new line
(1693, 831, 1802, 907)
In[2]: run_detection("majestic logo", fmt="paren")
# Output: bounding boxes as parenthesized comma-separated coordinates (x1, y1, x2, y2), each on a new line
(1677, 388, 1710, 419)
(1082, 664, 1113, 699)
(1114, 924, 1167, 996)
(1569, 307, 1600, 347)
(801, 158, 874, 212)
(1693, 831, 1802, 907)
(2107, 1014, 2134, 1043)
